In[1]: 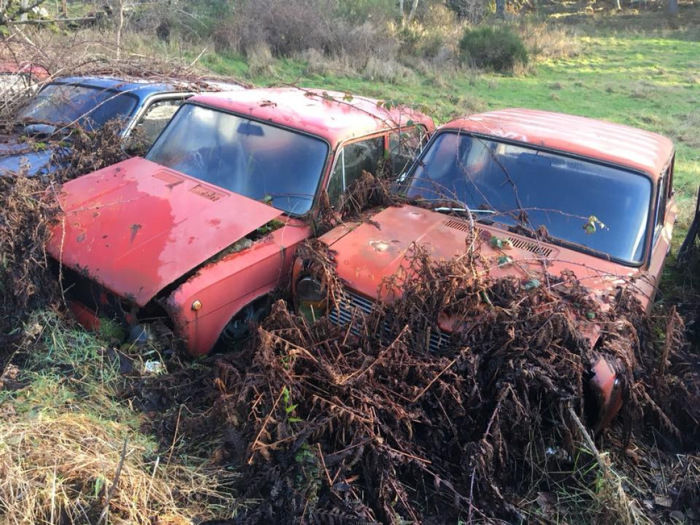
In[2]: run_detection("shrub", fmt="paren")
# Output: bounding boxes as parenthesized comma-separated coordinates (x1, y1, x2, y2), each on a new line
(519, 22, 580, 60)
(213, 0, 336, 56)
(363, 56, 417, 84)
(211, 0, 399, 68)
(459, 26, 528, 73)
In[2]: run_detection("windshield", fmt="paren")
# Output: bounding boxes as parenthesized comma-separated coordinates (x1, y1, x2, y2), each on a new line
(146, 104, 329, 215)
(17, 83, 138, 131)
(406, 132, 652, 264)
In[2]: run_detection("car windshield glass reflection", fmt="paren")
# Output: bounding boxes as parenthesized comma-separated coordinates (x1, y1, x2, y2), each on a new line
(146, 104, 329, 215)
(17, 83, 138, 131)
(405, 132, 652, 263)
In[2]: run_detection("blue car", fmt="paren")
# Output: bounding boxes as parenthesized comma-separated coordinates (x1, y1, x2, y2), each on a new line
(0, 75, 243, 177)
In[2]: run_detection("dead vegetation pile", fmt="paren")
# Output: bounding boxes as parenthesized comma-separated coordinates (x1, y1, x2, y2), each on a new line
(314, 170, 399, 236)
(142, 242, 698, 523)
(0, 172, 60, 345)
(53, 119, 132, 179)
(0, 119, 134, 362)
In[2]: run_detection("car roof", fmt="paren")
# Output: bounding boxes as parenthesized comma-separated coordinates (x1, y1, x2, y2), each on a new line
(51, 76, 244, 99)
(190, 87, 435, 147)
(0, 60, 50, 80)
(444, 108, 674, 178)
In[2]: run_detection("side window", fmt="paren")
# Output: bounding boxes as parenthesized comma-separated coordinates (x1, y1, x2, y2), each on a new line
(132, 98, 185, 147)
(389, 126, 428, 178)
(327, 136, 384, 206)
(653, 176, 666, 243)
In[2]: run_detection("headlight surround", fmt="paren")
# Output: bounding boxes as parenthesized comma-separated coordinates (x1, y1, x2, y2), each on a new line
(295, 275, 327, 322)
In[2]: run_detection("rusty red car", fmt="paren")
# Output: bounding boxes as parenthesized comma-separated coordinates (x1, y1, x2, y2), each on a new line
(293, 108, 676, 429)
(47, 87, 434, 355)
(0, 60, 49, 97)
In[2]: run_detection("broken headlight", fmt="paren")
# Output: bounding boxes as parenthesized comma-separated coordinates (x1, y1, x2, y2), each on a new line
(295, 275, 327, 322)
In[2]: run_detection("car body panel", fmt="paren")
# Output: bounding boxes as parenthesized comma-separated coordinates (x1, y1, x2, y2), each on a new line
(323, 204, 650, 302)
(47, 157, 282, 306)
(0, 144, 53, 176)
(166, 219, 311, 354)
(0, 61, 50, 99)
(0, 60, 50, 81)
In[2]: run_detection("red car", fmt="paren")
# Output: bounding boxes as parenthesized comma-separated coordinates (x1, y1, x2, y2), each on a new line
(47, 88, 434, 355)
(293, 108, 676, 429)
(0, 60, 49, 99)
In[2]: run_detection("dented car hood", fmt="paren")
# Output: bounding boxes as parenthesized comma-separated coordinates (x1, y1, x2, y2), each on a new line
(48, 157, 282, 306)
(324, 205, 641, 304)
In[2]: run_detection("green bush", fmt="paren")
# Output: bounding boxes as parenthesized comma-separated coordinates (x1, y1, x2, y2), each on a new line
(459, 26, 528, 72)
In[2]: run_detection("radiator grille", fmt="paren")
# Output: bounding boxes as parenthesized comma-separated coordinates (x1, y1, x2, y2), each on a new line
(443, 218, 474, 233)
(329, 288, 452, 353)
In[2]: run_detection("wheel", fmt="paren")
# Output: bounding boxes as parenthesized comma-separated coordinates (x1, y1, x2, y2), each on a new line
(217, 298, 270, 348)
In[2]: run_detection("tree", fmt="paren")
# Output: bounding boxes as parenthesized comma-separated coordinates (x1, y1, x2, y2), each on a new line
(0, 0, 47, 26)
(399, 0, 419, 26)
(667, 0, 679, 15)
(495, 0, 506, 18)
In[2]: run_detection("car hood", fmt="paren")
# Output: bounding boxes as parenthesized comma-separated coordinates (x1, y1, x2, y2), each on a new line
(0, 140, 56, 176)
(323, 204, 639, 303)
(48, 157, 283, 306)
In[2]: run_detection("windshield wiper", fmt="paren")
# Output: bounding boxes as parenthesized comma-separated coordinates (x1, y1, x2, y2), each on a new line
(432, 206, 498, 225)
(433, 206, 496, 214)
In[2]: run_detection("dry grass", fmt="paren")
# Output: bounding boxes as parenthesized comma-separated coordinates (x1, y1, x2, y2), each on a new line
(245, 42, 276, 77)
(519, 21, 581, 61)
(296, 48, 355, 78)
(0, 412, 237, 524)
(0, 412, 228, 524)
(363, 56, 417, 84)
(677, 109, 700, 149)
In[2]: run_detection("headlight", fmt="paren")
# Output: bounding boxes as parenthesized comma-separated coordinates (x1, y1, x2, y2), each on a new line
(295, 275, 327, 322)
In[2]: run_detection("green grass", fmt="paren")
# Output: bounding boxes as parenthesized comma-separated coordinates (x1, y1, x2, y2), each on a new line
(200, 22, 699, 232)
(1, 311, 142, 433)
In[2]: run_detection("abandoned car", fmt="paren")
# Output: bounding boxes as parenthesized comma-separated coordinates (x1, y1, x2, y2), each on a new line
(47, 87, 435, 355)
(292, 108, 676, 429)
(0, 60, 49, 99)
(0, 75, 243, 177)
